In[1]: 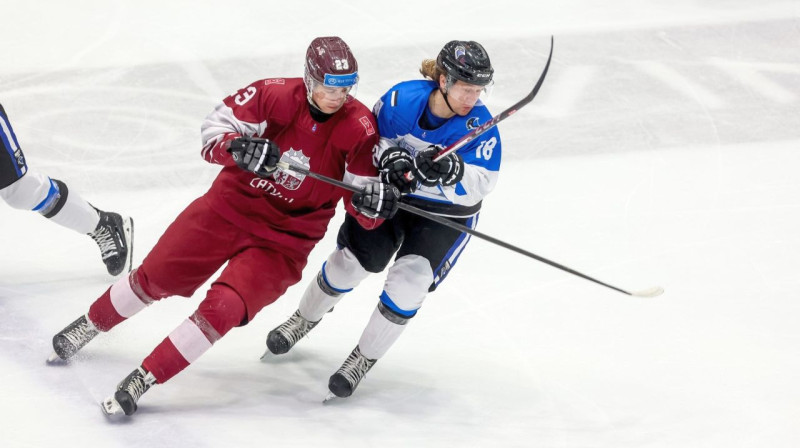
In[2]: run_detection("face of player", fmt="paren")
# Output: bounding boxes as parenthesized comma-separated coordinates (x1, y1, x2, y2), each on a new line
(441, 78, 486, 116)
(311, 83, 352, 114)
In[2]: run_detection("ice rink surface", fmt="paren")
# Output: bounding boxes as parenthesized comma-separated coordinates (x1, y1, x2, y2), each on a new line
(2, 1, 799, 446)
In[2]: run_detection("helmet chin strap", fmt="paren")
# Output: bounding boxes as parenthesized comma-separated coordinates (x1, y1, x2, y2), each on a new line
(308, 96, 323, 113)
(440, 87, 457, 115)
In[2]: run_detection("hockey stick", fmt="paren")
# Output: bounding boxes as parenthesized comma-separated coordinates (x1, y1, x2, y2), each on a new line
(277, 160, 663, 298)
(432, 35, 554, 162)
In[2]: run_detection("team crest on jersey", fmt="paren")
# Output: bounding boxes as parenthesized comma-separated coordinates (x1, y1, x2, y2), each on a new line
(466, 117, 480, 130)
(273, 149, 309, 190)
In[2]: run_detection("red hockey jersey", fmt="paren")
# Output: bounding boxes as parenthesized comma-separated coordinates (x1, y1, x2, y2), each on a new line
(200, 78, 379, 247)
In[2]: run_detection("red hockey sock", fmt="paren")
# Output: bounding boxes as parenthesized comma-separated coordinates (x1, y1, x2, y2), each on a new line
(87, 287, 125, 332)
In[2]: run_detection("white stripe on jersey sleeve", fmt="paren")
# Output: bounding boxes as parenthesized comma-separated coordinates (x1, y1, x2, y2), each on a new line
(200, 102, 267, 160)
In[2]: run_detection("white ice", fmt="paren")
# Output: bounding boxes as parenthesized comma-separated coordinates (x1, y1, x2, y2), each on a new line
(2, 1, 799, 447)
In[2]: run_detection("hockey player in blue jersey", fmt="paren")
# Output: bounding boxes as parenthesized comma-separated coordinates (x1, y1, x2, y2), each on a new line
(0, 102, 133, 276)
(264, 40, 501, 399)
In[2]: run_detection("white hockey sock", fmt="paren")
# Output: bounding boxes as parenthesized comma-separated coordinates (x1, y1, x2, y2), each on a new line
(0, 170, 100, 234)
(49, 191, 100, 234)
(357, 305, 408, 360)
(299, 248, 370, 322)
(298, 275, 344, 322)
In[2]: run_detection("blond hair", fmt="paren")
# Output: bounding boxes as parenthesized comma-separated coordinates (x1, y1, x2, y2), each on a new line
(419, 59, 446, 83)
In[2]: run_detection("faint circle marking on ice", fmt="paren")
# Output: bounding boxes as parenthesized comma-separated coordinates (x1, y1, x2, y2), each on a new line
(31, 106, 199, 171)
(5, 85, 214, 172)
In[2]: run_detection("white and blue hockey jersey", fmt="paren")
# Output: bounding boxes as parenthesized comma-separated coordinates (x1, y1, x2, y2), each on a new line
(372, 80, 501, 217)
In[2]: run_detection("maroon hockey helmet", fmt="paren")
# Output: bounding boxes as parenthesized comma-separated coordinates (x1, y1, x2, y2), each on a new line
(304, 36, 359, 90)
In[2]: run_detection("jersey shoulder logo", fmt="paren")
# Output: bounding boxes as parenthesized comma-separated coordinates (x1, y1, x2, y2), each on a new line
(264, 78, 286, 85)
(466, 117, 480, 130)
(359, 116, 375, 136)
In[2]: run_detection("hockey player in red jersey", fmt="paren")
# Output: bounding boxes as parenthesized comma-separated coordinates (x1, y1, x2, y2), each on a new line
(48, 36, 401, 417)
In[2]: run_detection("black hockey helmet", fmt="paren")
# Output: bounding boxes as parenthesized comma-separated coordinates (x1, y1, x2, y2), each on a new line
(437, 40, 494, 86)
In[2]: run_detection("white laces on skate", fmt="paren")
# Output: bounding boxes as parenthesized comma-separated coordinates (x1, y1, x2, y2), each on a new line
(103, 367, 156, 416)
(276, 311, 317, 346)
(337, 347, 376, 387)
(62, 318, 98, 348)
(90, 226, 119, 260)
(124, 372, 152, 402)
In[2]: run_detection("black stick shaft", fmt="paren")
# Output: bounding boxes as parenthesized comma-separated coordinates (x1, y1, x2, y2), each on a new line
(278, 161, 638, 296)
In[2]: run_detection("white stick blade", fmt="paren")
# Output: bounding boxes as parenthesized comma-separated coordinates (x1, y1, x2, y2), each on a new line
(631, 286, 664, 298)
(322, 392, 338, 404)
(46, 352, 65, 364)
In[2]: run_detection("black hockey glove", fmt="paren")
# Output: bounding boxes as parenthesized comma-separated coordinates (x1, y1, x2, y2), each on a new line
(228, 136, 281, 177)
(378, 146, 416, 194)
(413, 145, 465, 187)
(351, 183, 401, 219)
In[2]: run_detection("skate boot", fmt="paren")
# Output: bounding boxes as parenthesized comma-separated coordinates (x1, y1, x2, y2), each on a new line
(266, 310, 320, 355)
(101, 366, 157, 416)
(49, 314, 99, 362)
(327, 346, 377, 399)
(89, 209, 134, 276)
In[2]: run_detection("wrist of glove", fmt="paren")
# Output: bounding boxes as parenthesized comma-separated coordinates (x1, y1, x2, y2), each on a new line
(351, 183, 401, 220)
(378, 146, 417, 194)
(227, 136, 281, 177)
(413, 146, 465, 187)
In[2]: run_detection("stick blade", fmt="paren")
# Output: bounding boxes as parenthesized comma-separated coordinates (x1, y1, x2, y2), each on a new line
(631, 286, 665, 298)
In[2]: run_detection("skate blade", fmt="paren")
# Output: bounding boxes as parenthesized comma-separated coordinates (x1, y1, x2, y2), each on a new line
(101, 396, 125, 417)
(123, 217, 134, 274)
(259, 348, 272, 360)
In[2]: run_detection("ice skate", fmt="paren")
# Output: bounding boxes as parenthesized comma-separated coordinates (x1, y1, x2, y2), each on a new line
(89, 209, 134, 276)
(48, 314, 99, 363)
(326, 346, 377, 400)
(101, 366, 156, 417)
(265, 310, 320, 355)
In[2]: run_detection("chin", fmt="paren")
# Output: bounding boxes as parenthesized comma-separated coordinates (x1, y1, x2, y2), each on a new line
(323, 104, 344, 114)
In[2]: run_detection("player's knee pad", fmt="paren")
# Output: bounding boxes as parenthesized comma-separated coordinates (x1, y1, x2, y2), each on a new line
(195, 284, 247, 339)
(380, 255, 434, 318)
(321, 247, 370, 293)
(0, 170, 62, 213)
